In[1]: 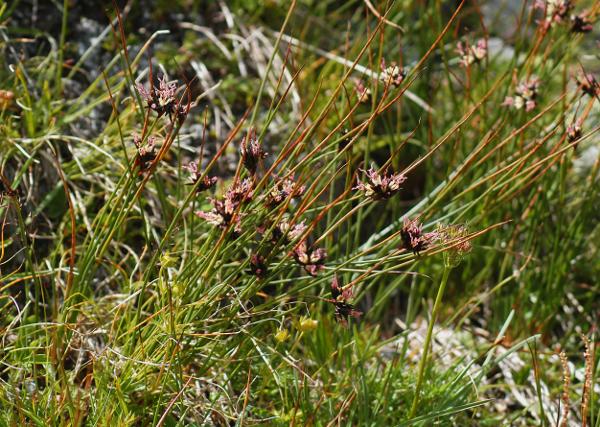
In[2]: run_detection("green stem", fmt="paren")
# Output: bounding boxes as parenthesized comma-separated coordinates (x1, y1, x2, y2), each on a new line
(409, 266, 451, 419)
(55, 0, 69, 97)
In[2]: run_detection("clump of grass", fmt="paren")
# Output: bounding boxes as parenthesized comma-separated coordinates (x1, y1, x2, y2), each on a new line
(1, 0, 599, 424)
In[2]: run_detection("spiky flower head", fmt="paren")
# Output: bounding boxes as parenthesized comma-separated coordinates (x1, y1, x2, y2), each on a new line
(400, 217, 440, 255)
(195, 199, 241, 233)
(133, 134, 158, 174)
(355, 167, 407, 201)
(224, 178, 253, 210)
(240, 127, 267, 175)
(195, 178, 253, 234)
(183, 161, 217, 193)
(136, 74, 181, 118)
(265, 175, 305, 208)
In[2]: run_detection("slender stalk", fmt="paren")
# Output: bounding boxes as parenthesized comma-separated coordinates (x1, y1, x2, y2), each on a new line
(409, 266, 451, 418)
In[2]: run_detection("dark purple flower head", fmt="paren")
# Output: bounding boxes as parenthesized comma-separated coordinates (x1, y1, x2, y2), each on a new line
(456, 39, 487, 67)
(133, 134, 158, 174)
(0, 177, 18, 198)
(329, 275, 362, 327)
(567, 122, 582, 144)
(184, 161, 217, 193)
(576, 73, 600, 97)
(247, 254, 268, 279)
(293, 240, 326, 276)
(265, 175, 305, 208)
(571, 13, 594, 32)
(503, 77, 540, 111)
(338, 128, 353, 151)
(355, 167, 407, 201)
(240, 127, 267, 175)
(380, 59, 406, 87)
(400, 218, 440, 255)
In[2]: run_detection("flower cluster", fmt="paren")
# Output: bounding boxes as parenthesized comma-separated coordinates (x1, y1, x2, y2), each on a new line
(571, 13, 593, 33)
(196, 178, 253, 234)
(567, 122, 582, 144)
(329, 276, 362, 327)
(183, 161, 217, 193)
(136, 74, 188, 122)
(440, 224, 472, 267)
(380, 59, 406, 87)
(240, 127, 267, 175)
(355, 167, 407, 201)
(265, 175, 305, 208)
(400, 218, 440, 255)
(576, 73, 600, 97)
(133, 134, 158, 175)
(293, 240, 327, 276)
(535, 0, 574, 27)
(355, 79, 371, 103)
(265, 218, 307, 245)
(503, 77, 540, 112)
(456, 39, 487, 67)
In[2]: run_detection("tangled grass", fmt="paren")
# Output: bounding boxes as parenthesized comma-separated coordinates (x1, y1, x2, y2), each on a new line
(0, 0, 599, 425)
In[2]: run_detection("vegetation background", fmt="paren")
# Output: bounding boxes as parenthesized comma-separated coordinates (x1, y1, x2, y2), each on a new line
(0, 0, 599, 425)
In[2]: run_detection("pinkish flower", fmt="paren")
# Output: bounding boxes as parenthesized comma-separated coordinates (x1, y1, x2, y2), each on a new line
(355, 79, 371, 103)
(267, 219, 307, 245)
(133, 134, 158, 174)
(240, 127, 267, 175)
(224, 178, 254, 210)
(400, 218, 440, 255)
(535, 0, 573, 26)
(503, 77, 540, 112)
(136, 74, 188, 122)
(456, 39, 487, 67)
(293, 240, 326, 276)
(355, 167, 407, 201)
(265, 175, 305, 208)
(380, 59, 406, 87)
(195, 199, 241, 233)
(183, 161, 217, 193)
(195, 178, 253, 234)
(260, 218, 307, 245)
